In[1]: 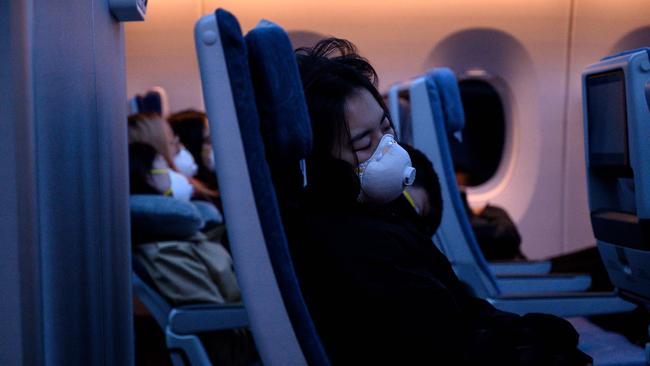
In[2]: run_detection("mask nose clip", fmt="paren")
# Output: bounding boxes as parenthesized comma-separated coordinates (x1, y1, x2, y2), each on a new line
(403, 166, 416, 186)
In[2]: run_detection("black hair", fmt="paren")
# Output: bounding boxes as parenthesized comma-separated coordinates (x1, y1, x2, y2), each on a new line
(296, 38, 392, 160)
(167, 109, 206, 163)
(128, 142, 160, 195)
(167, 109, 219, 191)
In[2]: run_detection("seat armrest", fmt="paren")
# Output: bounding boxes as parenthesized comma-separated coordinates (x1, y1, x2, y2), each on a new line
(489, 291, 635, 317)
(489, 260, 551, 275)
(132, 271, 172, 329)
(496, 273, 592, 293)
(169, 304, 249, 334)
(496, 273, 587, 279)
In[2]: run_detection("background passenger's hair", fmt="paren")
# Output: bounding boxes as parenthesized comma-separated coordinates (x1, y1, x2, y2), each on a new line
(128, 142, 160, 195)
(167, 109, 221, 198)
(167, 110, 209, 168)
(128, 113, 177, 170)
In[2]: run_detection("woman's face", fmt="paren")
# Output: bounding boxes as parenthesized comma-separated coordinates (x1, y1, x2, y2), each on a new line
(335, 87, 394, 165)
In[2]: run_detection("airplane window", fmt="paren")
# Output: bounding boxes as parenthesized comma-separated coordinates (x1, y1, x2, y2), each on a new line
(452, 79, 505, 187)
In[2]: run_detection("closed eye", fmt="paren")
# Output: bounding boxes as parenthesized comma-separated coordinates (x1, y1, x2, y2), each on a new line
(354, 142, 372, 152)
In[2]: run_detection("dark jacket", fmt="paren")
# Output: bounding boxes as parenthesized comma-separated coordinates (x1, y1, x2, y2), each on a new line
(402, 144, 443, 237)
(284, 158, 590, 365)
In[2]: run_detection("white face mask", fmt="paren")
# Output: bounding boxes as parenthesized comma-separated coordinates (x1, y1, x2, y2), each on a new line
(168, 170, 194, 201)
(356, 134, 416, 204)
(174, 146, 198, 177)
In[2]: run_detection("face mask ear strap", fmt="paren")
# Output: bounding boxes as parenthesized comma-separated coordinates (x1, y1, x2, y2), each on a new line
(402, 190, 420, 214)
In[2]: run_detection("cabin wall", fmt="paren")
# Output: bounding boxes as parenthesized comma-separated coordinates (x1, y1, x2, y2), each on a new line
(416, 2, 572, 259)
(125, 0, 647, 259)
(563, 0, 650, 253)
(0, 0, 134, 364)
(126, 0, 204, 112)
(0, 2, 41, 364)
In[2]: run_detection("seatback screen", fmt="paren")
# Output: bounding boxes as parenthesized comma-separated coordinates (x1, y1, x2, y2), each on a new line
(586, 69, 630, 172)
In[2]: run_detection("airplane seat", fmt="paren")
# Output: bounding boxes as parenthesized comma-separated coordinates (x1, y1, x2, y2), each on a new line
(432, 67, 465, 133)
(389, 74, 553, 275)
(195, 9, 329, 365)
(401, 68, 593, 294)
(130, 195, 205, 241)
(129, 86, 170, 116)
(566, 317, 648, 366)
(130, 195, 249, 366)
(582, 47, 650, 363)
(420, 69, 499, 296)
(245, 17, 331, 366)
(433, 69, 556, 276)
(434, 69, 596, 291)
(401, 68, 635, 317)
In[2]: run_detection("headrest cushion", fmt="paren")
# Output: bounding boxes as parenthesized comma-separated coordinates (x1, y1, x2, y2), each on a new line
(130, 195, 204, 240)
(602, 47, 650, 61)
(245, 20, 313, 162)
(430, 68, 465, 133)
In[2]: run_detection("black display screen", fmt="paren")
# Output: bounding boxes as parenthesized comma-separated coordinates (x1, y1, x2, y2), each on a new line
(586, 69, 631, 175)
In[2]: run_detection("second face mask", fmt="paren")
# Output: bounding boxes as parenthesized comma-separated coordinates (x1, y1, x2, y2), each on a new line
(168, 170, 194, 201)
(174, 146, 198, 177)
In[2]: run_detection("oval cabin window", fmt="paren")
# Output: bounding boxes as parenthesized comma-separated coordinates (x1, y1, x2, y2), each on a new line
(451, 79, 506, 187)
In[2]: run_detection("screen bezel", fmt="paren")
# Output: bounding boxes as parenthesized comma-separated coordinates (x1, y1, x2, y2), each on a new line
(586, 69, 632, 176)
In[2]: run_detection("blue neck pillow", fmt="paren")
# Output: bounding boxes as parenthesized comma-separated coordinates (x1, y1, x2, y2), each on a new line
(130, 195, 222, 243)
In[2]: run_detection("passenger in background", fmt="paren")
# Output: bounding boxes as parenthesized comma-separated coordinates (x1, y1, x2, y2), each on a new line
(168, 109, 220, 193)
(128, 142, 172, 196)
(128, 141, 254, 366)
(443, 113, 525, 261)
(128, 113, 218, 203)
(128, 113, 193, 201)
(455, 167, 525, 261)
(128, 113, 179, 167)
(287, 38, 591, 365)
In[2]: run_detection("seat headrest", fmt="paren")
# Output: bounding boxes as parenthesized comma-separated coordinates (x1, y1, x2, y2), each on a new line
(134, 86, 170, 117)
(130, 195, 204, 241)
(245, 20, 313, 162)
(602, 47, 650, 61)
(429, 68, 465, 133)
